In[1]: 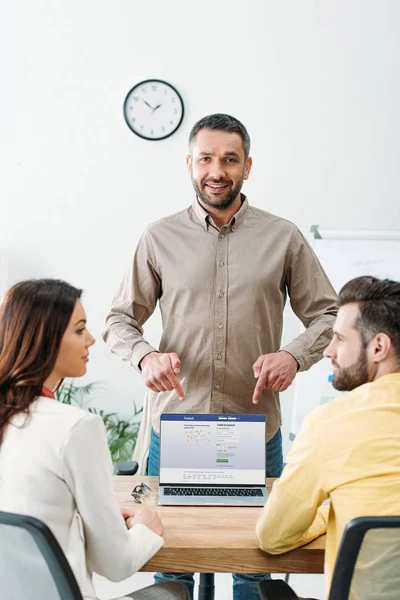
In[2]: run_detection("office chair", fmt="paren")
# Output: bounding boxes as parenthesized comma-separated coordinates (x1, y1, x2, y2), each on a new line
(115, 459, 139, 475)
(0, 510, 83, 600)
(259, 516, 400, 600)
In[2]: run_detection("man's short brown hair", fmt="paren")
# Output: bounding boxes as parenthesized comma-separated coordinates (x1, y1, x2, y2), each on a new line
(338, 276, 400, 359)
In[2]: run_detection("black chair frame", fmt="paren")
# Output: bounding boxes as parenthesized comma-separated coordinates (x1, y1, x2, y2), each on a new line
(0, 511, 83, 600)
(259, 515, 400, 600)
(328, 515, 400, 600)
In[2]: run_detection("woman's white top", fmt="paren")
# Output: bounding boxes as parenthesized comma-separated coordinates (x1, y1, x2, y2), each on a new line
(0, 396, 164, 599)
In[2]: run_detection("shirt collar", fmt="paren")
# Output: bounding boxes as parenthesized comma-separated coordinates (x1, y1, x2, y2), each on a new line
(192, 195, 249, 232)
(41, 386, 55, 399)
(373, 373, 400, 384)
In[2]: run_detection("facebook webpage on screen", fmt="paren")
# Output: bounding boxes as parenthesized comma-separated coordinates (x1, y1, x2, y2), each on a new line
(159, 415, 266, 485)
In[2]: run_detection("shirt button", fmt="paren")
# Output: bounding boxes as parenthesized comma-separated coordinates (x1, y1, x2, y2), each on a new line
(219, 292, 224, 298)
(219, 260, 225, 267)
(215, 384, 220, 390)
(219, 233, 225, 239)
(218, 323, 223, 329)
(217, 354, 222, 360)
(231, 226, 236, 232)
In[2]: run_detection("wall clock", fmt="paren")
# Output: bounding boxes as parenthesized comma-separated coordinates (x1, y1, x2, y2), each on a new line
(123, 79, 184, 141)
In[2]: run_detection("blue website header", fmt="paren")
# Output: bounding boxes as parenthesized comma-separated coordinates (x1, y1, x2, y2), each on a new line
(160, 414, 266, 422)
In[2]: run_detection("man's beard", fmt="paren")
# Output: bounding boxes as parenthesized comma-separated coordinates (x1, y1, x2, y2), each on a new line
(192, 176, 244, 211)
(332, 347, 369, 391)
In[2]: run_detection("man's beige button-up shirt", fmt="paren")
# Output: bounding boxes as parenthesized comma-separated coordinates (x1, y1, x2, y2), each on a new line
(103, 197, 337, 441)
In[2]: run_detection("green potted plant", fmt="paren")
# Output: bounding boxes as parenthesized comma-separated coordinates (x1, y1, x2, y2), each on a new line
(55, 381, 142, 463)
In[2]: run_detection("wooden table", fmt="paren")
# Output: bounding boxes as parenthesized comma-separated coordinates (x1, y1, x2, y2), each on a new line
(114, 476, 325, 598)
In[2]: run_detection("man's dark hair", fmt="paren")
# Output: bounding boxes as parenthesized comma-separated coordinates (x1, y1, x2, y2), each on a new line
(338, 276, 400, 359)
(188, 113, 251, 158)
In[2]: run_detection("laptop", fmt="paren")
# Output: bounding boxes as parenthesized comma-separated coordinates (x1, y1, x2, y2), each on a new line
(158, 413, 268, 506)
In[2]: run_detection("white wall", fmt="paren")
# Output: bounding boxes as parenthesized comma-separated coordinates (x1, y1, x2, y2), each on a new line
(2, 0, 400, 456)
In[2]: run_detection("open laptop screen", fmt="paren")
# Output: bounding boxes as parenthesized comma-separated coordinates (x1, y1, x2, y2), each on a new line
(159, 414, 266, 486)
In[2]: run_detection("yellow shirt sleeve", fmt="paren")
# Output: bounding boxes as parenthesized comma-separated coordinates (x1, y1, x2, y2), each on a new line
(256, 411, 329, 554)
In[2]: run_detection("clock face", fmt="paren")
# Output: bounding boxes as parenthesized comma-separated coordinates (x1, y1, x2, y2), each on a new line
(123, 79, 184, 141)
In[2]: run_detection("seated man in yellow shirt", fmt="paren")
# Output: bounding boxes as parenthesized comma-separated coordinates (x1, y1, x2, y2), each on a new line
(256, 275, 400, 595)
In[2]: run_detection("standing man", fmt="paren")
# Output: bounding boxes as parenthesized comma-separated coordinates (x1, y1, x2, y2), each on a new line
(103, 114, 337, 600)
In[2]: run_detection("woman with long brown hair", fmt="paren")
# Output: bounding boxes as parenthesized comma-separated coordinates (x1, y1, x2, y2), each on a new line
(0, 279, 188, 600)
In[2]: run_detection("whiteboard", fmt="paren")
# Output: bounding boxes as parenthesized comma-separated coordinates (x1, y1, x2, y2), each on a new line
(290, 227, 400, 440)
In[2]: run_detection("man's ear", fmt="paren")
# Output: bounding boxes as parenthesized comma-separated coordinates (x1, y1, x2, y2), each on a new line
(186, 154, 192, 175)
(244, 156, 253, 180)
(369, 332, 392, 363)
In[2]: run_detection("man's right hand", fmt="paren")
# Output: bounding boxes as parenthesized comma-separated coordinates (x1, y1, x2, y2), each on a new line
(140, 351, 185, 401)
(126, 506, 164, 537)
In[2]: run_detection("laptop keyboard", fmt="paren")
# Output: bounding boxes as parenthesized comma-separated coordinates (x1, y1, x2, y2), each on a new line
(163, 487, 263, 497)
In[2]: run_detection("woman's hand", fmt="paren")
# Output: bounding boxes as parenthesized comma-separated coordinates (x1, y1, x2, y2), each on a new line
(121, 508, 136, 528)
(126, 506, 164, 537)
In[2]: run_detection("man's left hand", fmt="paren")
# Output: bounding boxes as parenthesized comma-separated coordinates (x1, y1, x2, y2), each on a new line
(252, 351, 299, 404)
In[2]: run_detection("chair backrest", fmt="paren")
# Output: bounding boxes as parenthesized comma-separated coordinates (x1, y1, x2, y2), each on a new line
(329, 516, 400, 600)
(0, 511, 83, 600)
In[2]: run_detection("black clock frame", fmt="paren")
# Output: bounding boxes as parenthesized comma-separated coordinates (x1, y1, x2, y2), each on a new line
(123, 78, 185, 141)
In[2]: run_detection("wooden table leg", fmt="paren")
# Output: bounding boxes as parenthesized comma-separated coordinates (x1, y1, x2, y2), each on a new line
(198, 573, 215, 600)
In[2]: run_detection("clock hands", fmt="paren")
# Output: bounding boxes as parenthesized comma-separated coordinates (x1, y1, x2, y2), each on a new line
(141, 98, 163, 115)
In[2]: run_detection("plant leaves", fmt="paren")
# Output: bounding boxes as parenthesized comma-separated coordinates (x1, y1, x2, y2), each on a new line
(55, 380, 141, 463)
